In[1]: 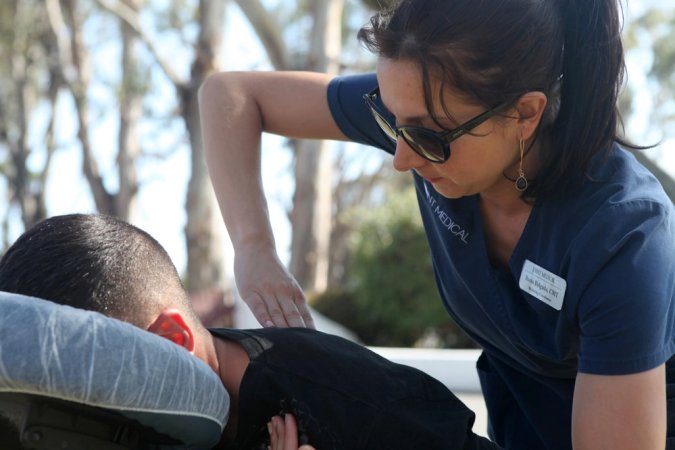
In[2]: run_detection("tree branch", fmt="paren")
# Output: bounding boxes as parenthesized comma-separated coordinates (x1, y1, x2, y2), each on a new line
(46, 0, 114, 214)
(233, 0, 289, 70)
(94, 0, 186, 88)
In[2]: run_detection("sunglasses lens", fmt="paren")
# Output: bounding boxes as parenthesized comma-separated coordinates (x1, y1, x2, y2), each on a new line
(400, 129, 446, 163)
(370, 109, 398, 142)
(365, 96, 448, 163)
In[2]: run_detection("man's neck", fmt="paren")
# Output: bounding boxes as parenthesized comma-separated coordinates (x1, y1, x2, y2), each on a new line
(211, 334, 250, 443)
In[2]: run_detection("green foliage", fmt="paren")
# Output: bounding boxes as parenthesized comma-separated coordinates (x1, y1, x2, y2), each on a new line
(625, 6, 675, 134)
(313, 183, 476, 348)
(635, 8, 675, 86)
(0, 1, 52, 164)
(650, 17, 675, 86)
(153, 0, 196, 33)
(359, 0, 398, 12)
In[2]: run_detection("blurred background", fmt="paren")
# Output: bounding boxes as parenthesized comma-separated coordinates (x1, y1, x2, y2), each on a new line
(1, 0, 673, 348)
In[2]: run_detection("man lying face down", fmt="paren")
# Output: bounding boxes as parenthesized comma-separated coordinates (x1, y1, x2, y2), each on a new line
(0, 214, 499, 450)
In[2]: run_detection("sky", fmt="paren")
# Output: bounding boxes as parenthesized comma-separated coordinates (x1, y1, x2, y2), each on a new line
(30, 2, 298, 276)
(5, 0, 674, 278)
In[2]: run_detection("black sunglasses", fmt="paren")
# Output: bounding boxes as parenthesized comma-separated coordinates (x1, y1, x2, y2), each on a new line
(363, 87, 515, 163)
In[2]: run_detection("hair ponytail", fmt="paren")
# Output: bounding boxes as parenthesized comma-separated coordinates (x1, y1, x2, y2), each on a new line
(544, 0, 628, 196)
(360, 0, 637, 200)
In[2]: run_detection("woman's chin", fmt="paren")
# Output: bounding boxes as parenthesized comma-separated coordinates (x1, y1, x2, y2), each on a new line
(430, 181, 471, 199)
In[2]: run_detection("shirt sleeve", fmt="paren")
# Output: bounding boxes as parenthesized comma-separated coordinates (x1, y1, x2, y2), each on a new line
(327, 73, 397, 155)
(575, 199, 675, 375)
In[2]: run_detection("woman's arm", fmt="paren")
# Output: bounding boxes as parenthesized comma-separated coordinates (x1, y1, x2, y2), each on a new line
(572, 364, 666, 450)
(198, 71, 348, 328)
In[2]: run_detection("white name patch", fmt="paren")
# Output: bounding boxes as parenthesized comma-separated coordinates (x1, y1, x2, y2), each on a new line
(519, 259, 566, 311)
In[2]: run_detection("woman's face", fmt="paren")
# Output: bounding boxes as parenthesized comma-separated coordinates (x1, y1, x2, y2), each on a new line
(375, 58, 524, 200)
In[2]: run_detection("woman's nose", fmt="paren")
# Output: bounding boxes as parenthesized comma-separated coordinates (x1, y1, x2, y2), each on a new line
(392, 139, 426, 172)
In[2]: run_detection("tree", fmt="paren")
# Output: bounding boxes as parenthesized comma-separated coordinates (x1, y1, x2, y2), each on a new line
(232, 0, 403, 293)
(233, 0, 345, 293)
(94, 0, 228, 293)
(313, 170, 476, 348)
(360, 0, 395, 11)
(0, 0, 231, 294)
(0, 0, 55, 236)
(115, 0, 145, 219)
(46, 0, 122, 217)
(623, 5, 675, 202)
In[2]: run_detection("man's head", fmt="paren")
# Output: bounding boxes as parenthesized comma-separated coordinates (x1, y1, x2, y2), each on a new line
(0, 214, 233, 449)
(0, 214, 208, 353)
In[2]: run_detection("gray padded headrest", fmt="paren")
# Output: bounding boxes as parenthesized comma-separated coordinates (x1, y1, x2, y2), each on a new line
(0, 291, 229, 449)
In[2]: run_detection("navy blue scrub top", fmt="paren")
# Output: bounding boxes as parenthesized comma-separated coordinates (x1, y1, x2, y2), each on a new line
(328, 73, 675, 450)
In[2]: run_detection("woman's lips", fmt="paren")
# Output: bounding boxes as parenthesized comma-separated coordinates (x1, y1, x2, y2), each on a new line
(421, 174, 443, 184)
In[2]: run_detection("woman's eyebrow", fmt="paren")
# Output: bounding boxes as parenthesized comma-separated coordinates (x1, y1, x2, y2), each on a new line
(399, 112, 462, 128)
(379, 95, 462, 127)
(378, 96, 427, 122)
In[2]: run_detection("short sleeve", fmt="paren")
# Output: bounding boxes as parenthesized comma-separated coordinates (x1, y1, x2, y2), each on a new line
(327, 73, 396, 154)
(575, 199, 675, 375)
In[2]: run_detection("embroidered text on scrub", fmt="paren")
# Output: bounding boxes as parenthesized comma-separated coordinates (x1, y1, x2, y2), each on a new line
(424, 184, 470, 244)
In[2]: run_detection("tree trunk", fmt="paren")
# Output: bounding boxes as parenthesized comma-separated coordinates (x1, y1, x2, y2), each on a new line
(46, 0, 116, 215)
(1, 0, 51, 231)
(289, 139, 333, 291)
(115, 0, 143, 221)
(327, 155, 388, 288)
(182, 0, 228, 293)
(234, 0, 348, 293)
(287, 0, 344, 292)
(94, 0, 230, 296)
(232, 0, 288, 70)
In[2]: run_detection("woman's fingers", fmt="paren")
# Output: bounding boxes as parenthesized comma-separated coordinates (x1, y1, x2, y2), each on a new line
(267, 414, 316, 450)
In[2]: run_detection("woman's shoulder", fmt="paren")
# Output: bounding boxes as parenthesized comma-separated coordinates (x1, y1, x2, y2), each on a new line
(540, 145, 672, 226)
(591, 145, 672, 209)
(528, 145, 673, 265)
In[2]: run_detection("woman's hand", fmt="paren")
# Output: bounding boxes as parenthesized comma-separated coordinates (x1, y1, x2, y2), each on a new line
(268, 414, 316, 450)
(199, 71, 338, 330)
(234, 243, 315, 329)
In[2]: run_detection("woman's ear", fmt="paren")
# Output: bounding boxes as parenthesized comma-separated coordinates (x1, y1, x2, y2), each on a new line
(147, 309, 195, 353)
(516, 91, 548, 140)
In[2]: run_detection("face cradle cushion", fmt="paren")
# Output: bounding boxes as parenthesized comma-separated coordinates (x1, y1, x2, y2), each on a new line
(0, 291, 229, 450)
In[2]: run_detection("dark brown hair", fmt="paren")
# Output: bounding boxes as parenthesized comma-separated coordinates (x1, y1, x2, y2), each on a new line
(0, 214, 191, 327)
(359, 0, 636, 199)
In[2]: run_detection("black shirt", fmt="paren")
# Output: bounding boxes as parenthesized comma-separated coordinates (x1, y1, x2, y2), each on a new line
(210, 327, 500, 450)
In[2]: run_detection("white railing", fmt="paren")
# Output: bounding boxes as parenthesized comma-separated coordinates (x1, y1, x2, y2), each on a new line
(235, 303, 483, 393)
(369, 347, 482, 393)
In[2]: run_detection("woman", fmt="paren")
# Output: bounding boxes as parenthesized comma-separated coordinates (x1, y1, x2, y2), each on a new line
(199, 0, 675, 448)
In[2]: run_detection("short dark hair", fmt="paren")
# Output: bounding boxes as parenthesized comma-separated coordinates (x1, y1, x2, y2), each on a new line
(0, 214, 189, 327)
(359, 0, 637, 200)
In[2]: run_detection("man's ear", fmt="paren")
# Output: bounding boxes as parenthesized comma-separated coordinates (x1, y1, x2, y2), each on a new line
(516, 91, 548, 141)
(147, 309, 195, 353)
